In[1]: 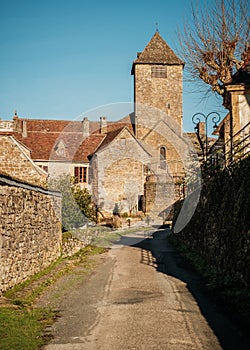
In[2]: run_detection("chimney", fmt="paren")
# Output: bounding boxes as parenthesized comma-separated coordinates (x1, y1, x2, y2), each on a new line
(82, 117, 89, 137)
(100, 116, 107, 134)
(197, 122, 205, 137)
(22, 120, 27, 138)
(13, 110, 19, 131)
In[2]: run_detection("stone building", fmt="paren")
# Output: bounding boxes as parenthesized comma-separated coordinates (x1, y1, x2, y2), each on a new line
(132, 31, 184, 136)
(0, 133, 47, 187)
(1, 32, 191, 223)
(213, 57, 250, 164)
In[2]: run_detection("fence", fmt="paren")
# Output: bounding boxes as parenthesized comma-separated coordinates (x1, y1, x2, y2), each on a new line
(225, 121, 250, 165)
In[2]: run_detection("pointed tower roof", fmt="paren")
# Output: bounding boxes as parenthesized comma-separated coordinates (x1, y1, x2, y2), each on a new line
(131, 31, 184, 74)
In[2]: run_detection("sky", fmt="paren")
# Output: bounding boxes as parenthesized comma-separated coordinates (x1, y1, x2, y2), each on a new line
(0, 0, 228, 133)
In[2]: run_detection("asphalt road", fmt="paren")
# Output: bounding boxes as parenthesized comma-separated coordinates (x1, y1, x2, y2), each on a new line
(39, 228, 250, 350)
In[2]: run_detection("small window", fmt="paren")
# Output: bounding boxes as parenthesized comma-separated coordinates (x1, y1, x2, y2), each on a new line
(151, 65, 167, 78)
(120, 138, 126, 146)
(39, 165, 48, 173)
(74, 166, 87, 183)
(160, 146, 166, 169)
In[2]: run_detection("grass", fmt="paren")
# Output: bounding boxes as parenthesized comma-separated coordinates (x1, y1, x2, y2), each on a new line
(0, 307, 55, 350)
(4, 245, 106, 305)
(3, 257, 64, 303)
(0, 244, 107, 350)
(0, 226, 148, 349)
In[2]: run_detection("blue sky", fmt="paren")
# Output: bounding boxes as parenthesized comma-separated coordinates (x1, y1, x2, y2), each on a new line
(0, 0, 227, 132)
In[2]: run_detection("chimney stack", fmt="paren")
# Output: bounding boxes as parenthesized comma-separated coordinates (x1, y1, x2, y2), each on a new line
(82, 117, 89, 137)
(22, 120, 27, 138)
(197, 122, 206, 137)
(100, 116, 107, 134)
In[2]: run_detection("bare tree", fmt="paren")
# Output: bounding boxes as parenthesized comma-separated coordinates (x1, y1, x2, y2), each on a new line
(179, 0, 250, 98)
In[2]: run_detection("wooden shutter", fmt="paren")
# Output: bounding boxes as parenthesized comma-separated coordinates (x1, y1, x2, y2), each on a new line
(74, 167, 79, 181)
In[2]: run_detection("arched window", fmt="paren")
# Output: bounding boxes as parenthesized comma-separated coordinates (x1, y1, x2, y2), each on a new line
(160, 146, 166, 169)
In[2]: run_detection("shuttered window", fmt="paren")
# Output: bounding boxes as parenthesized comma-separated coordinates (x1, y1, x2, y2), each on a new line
(151, 65, 167, 78)
(74, 166, 87, 183)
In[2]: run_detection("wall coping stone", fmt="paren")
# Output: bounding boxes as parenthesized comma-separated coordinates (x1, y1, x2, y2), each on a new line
(0, 174, 61, 197)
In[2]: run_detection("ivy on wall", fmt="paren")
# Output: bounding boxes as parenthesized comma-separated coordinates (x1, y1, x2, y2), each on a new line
(172, 156, 250, 290)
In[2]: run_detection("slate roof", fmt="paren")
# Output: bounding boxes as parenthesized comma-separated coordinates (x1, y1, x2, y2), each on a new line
(131, 31, 184, 74)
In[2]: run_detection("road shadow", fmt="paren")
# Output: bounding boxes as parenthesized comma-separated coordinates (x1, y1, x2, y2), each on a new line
(113, 228, 250, 350)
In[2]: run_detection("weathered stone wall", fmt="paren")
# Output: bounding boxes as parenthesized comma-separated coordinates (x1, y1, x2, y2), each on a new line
(0, 120, 13, 132)
(61, 236, 89, 258)
(144, 181, 156, 214)
(91, 128, 150, 214)
(172, 156, 250, 289)
(144, 180, 177, 222)
(142, 127, 185, 178)
(134, 64, 183, 139)
(0, 176, 62, 293)
(0, 135, 47, 187)
(133, 61, 185, 210)
(104, 158, 144, 205)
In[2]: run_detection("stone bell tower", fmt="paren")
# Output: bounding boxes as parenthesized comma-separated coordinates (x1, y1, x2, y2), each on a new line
(131, 32, 185, 224)
(131, 31, 184, 139)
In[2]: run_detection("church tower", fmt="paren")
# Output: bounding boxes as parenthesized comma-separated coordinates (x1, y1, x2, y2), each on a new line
(131, 31, 184, 139)
(131, 32, 186, 223)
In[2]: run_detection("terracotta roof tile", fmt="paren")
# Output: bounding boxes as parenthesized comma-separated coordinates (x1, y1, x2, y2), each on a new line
(95, 127, 125, 152)
(73, 134, 105, 161)
(14, 132, 81, 161)
(13, 117, 134, 162)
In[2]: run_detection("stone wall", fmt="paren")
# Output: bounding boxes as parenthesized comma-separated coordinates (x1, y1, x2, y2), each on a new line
(134, 64, 183, 139)
(0, 135, 47, 187)
(61, 236, 89, 258)
(172, 156, 250, 290)
(0, 175, 62, 293)
(91, 128, 150, 214)
(144, 181, 156, 214)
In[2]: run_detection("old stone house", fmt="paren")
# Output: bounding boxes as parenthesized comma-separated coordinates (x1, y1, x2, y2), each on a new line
(0, 131, 47, 187)
(213, 57, 250, 164)
(1, 31, 195, 223)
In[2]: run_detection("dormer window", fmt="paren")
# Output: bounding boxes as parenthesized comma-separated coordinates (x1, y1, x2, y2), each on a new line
(54, 140, 66, 157)
(151, 65, 167, 78)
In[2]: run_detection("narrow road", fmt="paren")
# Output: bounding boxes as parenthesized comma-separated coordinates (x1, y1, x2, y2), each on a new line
(40, 228, 249, 350)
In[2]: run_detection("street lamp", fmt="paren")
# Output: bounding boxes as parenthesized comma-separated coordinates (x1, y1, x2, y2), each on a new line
(192, 112, 221, 161)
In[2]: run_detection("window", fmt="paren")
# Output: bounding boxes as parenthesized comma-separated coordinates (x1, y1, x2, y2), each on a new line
(39, 165, 48, 173)
(160, 146, 166, 169)
(151, 65, 167, 78)
(74, 166, 87, 183)
(120, 138, 126, 146)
